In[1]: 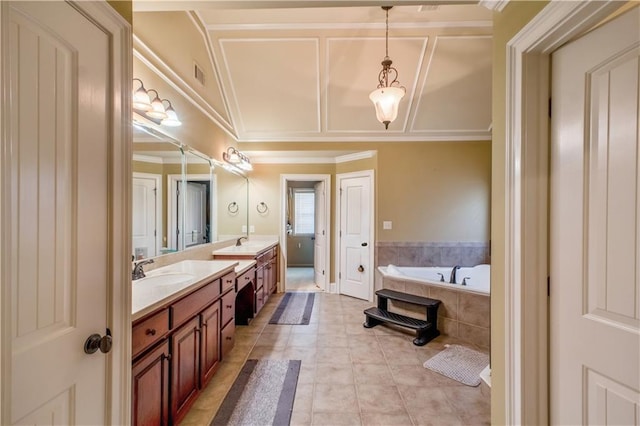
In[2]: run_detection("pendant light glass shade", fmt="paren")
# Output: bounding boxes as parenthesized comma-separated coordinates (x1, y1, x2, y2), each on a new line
(369, 86, 405, 129)
(146, 89, 168, 120)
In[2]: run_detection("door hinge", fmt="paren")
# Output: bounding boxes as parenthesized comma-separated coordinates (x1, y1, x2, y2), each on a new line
(322, 230, 325, 236)
(339, 272, 341, 279)
(548, 98, 552, 118)
(339, 230, 342, 237)
(154, 230, 157, 237)
(322, 270, 325, 275)
(547, 276, 550, 296)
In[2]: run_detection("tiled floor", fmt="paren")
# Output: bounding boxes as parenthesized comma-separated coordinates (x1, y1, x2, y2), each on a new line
(180, 292, 490, 426)
(286, 267, 322, 292)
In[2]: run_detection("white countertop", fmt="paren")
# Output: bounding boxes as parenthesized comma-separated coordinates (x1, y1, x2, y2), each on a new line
(212, 239, 278, 256)
(235, 260, 257, 274)
(132, 260, 238, 321)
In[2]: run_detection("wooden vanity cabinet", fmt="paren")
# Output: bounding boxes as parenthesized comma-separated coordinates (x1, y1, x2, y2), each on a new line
(132, 270, 237, 426)
(132, 340, 170, 426)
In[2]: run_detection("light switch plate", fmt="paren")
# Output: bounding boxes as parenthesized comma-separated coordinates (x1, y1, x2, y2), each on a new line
(242, 225, 247, 233)
(250, 225, 255, 233)
(383, 221, 392, 230)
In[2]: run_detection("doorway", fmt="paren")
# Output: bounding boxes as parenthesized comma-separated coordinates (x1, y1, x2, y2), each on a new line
(280, 174, 331, 293)
(168, 174, 217, 251)
(133, 172, 162, 259)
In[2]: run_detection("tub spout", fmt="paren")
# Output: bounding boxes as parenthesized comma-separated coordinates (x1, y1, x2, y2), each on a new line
(449, 265, 461, 283)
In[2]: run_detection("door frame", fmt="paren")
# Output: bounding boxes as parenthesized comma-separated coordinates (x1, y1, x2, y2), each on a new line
(279, 174, 331, 293)
(0, 1, 132, 424)
(503, 2, 625, 424)
(335, 170, 375, 301)
(133, 172, 163, 257)
(168, 173, 217, 250)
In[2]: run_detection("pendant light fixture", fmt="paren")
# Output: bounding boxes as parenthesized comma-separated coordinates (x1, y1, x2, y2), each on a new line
(369, 6, 405, 130)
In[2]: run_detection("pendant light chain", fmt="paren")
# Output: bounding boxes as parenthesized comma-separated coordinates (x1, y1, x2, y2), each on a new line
(385, 7, 389, 58)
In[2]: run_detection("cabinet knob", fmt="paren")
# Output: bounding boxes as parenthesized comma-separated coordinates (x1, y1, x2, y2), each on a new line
(226, 279, 233, 283)
(226, 304, 233, 309)
(145, 328, 156, 336)
(162, 353, 172, 361)
(225, 336, 232, 340)
(245, 276, 249, 280)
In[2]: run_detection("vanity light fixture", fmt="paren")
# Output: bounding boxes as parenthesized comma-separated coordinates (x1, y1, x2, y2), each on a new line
(132, 78, 182, 126)
(223, 147, 252, 172)
(132, 78, 152, 111)
(369, 6, 405, 130)
(161, 100, 182, 127)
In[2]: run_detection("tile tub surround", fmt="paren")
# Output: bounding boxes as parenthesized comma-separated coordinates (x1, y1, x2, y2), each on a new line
(376, 241, 490, 268)
(375, 270, 490, 349)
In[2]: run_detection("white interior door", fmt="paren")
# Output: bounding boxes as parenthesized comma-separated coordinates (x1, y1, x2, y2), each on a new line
(314, 181, 326, 290)
(184, 181, 207, 247)
(3, 2, 120, 424)
(338, 172, 373, 301)
(550, 7, 640, 424)
(133, 175, 159, 259)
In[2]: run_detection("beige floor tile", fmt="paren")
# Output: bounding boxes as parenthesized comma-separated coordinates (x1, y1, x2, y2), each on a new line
(292, 383, 314, 412)
(283, 346, 317, 364)
(389, 364, 442, 387)
(315, 363, 354, 384)
(291, 323, 320, 334)
(178, 407, 214, 426)
(381, 346, 422, 366)
(311, 411, 362, 425)
(316, 333, 349, 348)
(345, 322, 370, 335)
(360, 411, 413, 426)
(352, 362, 394, 385)
(317, 322, 347, 335)
(254, 331, 290, 348)
(410, 413, 464, 426)
(261, 323, 293, 334)
(349, 346, 386, 364)
(316, 346, 351, 364)
(398, 385, 456, 416)
(290, 409, 313, 426)
(248, 345, 286, 359)
(297, 363, 317, 385)
(288, 332, 318, 347)
(441, 386, 490, 418)
(347, 334, 382, 350)
(313, 383, 359, 413)
(356, 384, 406, 414)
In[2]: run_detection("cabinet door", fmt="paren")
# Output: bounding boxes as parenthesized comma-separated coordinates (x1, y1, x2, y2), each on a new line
(200, 301, 221, 387)
(132, 341, 170, 426)
(171, 316, 201, 424)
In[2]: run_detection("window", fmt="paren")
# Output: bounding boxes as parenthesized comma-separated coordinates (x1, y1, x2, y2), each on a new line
(293, 190, 315, 235)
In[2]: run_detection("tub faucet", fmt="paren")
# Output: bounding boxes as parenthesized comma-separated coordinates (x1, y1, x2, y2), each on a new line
(236, 236, 248, 246)
(436, 273, 445, 282)
(449, 265, 461, 283)
(132, 259, 154, 280)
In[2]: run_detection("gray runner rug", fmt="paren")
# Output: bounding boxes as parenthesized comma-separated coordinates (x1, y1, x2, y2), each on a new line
(423, 344, 489, 387)
(211, 359, 301, 426)
(269, 292, 315, 325)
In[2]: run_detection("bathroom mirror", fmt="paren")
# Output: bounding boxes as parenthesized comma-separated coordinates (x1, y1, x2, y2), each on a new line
(132, 119, 248, 258)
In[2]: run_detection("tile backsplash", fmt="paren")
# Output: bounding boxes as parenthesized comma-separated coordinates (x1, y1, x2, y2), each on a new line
(376, 241, 490, 268)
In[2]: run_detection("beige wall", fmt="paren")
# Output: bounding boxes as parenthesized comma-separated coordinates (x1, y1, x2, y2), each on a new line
(217, 171, 249, 237)
(107, 0, 132, 24)
(490, 2, 548, 425)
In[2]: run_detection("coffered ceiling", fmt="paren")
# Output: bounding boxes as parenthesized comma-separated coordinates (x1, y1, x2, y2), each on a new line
(132, 2, 493, 143)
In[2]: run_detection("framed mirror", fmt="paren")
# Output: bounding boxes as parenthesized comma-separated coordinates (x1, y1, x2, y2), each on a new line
(132, 119, 249, 259)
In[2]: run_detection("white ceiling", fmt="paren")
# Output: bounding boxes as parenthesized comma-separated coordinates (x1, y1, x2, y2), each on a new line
(133, 2, 493, 143)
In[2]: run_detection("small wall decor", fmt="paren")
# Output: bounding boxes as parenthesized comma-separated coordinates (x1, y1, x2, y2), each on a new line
(256, 202, 268, 214)
(227, 201, 239, 214)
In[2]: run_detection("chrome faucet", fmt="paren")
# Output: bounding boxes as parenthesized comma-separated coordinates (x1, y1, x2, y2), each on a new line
(132, 259, 154, 280)
(236, 236, 248, 246)
(449, 265, 461, 283)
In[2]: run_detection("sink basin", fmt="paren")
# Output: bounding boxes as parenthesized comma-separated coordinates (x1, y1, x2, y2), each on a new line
(135, 273, 195, 287)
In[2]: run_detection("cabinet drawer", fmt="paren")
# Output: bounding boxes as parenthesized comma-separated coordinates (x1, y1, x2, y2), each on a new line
(255, 286, 265, 314)
(221, 271, 236, 293)
(256, 252, 268, 267)
(237, 267, 255, 291)
(221, 289, 235, 327)
(221, 321, 235, 359)
(132, 309, 169, 358)
(171, 280, 220, 328)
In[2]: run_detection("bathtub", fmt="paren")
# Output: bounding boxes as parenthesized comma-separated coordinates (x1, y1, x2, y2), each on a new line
(378, 264, 490, 295)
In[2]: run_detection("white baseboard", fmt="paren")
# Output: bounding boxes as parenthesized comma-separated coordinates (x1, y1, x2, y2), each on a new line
(330, 282, 337, 293)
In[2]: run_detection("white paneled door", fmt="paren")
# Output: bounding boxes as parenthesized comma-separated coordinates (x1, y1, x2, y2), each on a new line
(1, 1, 129, 424)
(338, 172, 373, 301)
(133, 174, 160, 259)
(550, 7, 640, 425)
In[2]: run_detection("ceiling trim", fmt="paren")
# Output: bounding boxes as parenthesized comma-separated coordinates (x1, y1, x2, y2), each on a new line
(335, 150, 376, 163)
(133, 153, 182, 164)
(478, 0, 510, 12)
(409, 34, 493, 132)
(133, 36, 238, 140)
(218, 37, 321, 135)
(206, 21, 493, 31)
(239, 133, 491, 142)
(186, 11, 236, 130)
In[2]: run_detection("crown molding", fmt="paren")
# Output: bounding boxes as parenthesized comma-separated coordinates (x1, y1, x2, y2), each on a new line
(335, 150, 376, 163)
(478, 0, 510, 13)
(206, 21, 492, 31)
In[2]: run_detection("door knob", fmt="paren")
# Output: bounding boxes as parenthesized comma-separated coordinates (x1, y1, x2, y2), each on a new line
(361, 242, 368, 247)
(84, 328, 112, 354)
(358, 265, 364, 272)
